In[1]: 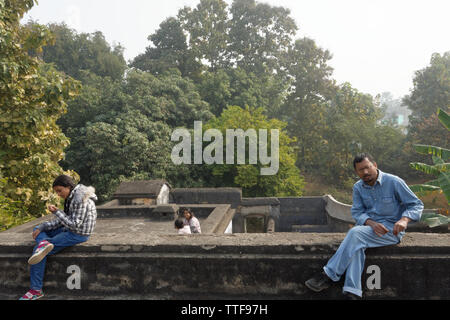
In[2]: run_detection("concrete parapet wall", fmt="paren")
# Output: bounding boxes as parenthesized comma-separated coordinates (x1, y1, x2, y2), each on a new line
(241, 197, 280, 206)
(0, 232, 449, 299)
(97, 204, 177, 220)
(96, 202, 235, 235)
(277, 197, 327, 231)
(197, 205, 233, 234)
(324, 195, 449, 233)
(323, 195, 355, 232)
(171, 188, 242, 209)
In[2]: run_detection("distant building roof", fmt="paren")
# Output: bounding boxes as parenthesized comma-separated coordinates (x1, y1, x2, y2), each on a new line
(113, 180, 170, 199)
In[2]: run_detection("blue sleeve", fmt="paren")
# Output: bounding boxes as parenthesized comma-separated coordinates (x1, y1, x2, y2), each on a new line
(351, 185, 371, 226)
(394, 177, 424, 222)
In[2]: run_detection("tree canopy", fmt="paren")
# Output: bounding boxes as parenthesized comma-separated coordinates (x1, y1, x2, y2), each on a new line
(0, 0, 79, 220)
(2, 0, 448, 230)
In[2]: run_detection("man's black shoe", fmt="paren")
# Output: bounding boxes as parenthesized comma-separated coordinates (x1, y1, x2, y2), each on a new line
(343, 291, 361, 300)
(305, 271, 333, 292)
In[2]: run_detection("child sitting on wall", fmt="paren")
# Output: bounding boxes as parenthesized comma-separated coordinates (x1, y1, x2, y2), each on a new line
(181, 208, 201, 233)
(175, 218, 191, 234)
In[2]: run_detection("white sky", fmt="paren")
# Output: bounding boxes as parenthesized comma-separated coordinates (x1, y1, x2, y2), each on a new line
(23, 0, 450, 99)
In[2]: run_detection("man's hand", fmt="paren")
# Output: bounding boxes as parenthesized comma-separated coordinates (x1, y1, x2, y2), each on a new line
(48, 205, 58, 213)
(365, 219, 389, 237)
(32, 228, 40, 240)
(393, 217, 411, 236)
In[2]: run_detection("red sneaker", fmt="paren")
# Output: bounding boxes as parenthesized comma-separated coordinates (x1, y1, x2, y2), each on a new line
(19, 289, 44, 300)
(28, 240, 54, 265)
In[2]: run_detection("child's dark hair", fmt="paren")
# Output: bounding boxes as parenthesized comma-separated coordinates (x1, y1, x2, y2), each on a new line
(52, 175, 76, 190)
(174, 218, 184, 229)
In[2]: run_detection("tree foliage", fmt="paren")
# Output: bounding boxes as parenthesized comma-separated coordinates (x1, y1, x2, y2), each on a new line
(131, 0, 301, 117)
(10, 0, 446, 213)
(24, 21, 127, 81)
(130, 17, 201, 79)
(0, 0, 79, 218)
(404, 52, 450, 129)
(401, 51, 450, 181)
(409, 109, 450, 227)
(204, 106, 305, 197)
(59, 69, 214, 201)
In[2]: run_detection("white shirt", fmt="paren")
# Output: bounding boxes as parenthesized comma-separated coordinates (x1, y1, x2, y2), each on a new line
(183, 217, 201, 233)
(178, 225, 192, 234)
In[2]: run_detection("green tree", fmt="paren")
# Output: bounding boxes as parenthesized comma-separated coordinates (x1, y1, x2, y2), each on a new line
(0, 174, 30, 231)
(59, 69, 214, 201)
(404, 52, 450, 131)
(130, 17, 202, 79)
(131, 0, 321, 121)
(204, 106, 305, 197)
(198, 67, 288, 117)
(25, 21, 127, 81)
(280, 37, 336, 165)
(178, 0, 230, 71)
(228, 0, 297, 75)
(0, 0, 80, 217)
(409, 109, 450, 227)
(318, 84, 386, 182)
(402, 52, 450, 180)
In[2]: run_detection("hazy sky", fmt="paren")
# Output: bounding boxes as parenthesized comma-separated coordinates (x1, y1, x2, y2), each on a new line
(23, 0, 450, 99)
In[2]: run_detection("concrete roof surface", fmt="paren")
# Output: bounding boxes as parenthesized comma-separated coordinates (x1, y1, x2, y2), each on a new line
(1, 216, 449, 255)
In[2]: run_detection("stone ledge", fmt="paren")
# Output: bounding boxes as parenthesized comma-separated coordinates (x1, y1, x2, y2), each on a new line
(241, 197, 280, 206)
(1, 232, 449, 254)
(1, 232, 449, 300)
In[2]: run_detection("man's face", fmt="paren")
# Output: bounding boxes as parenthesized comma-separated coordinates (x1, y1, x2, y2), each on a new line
(355, 158, 378, 186)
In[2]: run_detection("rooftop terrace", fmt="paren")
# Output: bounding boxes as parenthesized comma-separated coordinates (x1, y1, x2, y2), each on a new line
(0, 183, 448, 300)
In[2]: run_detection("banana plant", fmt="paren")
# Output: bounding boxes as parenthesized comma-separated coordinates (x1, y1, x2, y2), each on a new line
(409, 108, 450, 228)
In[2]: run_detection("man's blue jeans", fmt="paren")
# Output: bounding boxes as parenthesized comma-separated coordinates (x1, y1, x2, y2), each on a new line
(323, 225, 402, 297)
(30, 227, 89, 291)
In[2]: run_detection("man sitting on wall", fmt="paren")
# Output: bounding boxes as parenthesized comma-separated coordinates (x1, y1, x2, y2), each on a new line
(305, 153, 424, 299)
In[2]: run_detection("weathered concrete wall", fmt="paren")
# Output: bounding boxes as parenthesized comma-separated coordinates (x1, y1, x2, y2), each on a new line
(97, 203, 178, 220)
(0, 232, 449, 300)
(323, 195, 355, 232)
(171, 188, 242, 209)
(233, 197, 281, 233)
(96, 202, 235, 234)
(277, 197, 328, 231)
(324, 195, 449, 233)
(197, 205, 235, 234)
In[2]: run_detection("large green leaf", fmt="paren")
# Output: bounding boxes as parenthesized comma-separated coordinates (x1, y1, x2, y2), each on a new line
(409, 162, 439, 175)
(409, 184, 441, 193)
(438, 172, 450, 204)
(437, 108, 450, 131)
(413, 144, 450, 161)
(432, 155, 444, 165)
(420, 212, 449, 228)
(435, 163, 450, 173)
(425, 178, 441, 187)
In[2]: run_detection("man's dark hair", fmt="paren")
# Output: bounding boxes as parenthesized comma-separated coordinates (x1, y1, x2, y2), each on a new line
(52, 174, 76, 190)
(353, 153, 375, 169)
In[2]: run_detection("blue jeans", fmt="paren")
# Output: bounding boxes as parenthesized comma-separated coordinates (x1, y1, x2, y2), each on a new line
(30, 227, 89, 290)
(323, 225, 402, 297)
